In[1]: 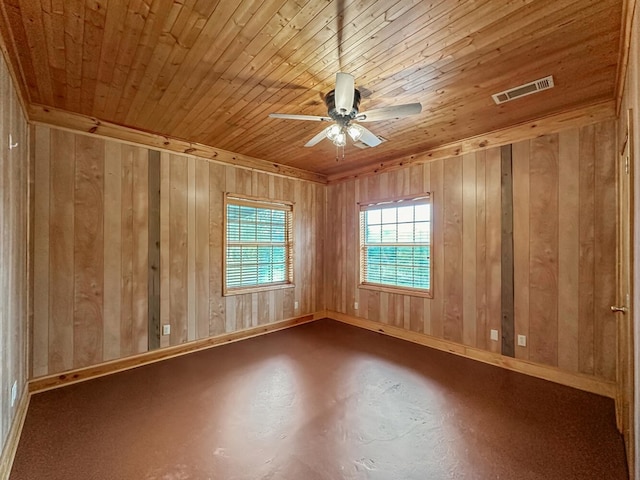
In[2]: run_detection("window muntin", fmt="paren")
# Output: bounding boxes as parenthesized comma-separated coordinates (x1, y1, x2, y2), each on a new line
(359, 194, 431, 296)
(224, 194, 293, 295)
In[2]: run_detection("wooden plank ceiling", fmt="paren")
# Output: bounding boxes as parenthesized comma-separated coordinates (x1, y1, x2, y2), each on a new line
(0, 0, 623, 177)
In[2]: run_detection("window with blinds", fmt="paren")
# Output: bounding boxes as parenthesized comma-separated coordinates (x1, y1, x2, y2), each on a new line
(359, 194, 431, 297)
(224, 194, 294, 295)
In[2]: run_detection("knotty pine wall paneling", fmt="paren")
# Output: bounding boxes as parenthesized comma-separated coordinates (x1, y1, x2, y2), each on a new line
(326, 120, 617, 382)
(33, 127, 325, 377)
(0, 54, 29, 463)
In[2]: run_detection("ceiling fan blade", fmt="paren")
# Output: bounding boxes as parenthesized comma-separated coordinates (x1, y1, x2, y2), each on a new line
(334, 72, 355, 114)
(304, 127, 330, 147)
(356, 103, 422, 122)
(358, 126, 382, 147)
(269, 113, 332, 122)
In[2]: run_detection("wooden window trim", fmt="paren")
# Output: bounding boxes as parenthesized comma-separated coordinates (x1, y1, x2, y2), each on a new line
(223, 193, 294, 296)
(358, 193, 432, 298)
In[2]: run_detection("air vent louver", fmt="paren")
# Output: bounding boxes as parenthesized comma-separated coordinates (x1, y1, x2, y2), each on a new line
(492, 76, 554, 104)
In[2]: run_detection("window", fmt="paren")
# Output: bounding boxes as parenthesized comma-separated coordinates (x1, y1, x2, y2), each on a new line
(224, 193, 293, 295)
(359, 194, 431, 297)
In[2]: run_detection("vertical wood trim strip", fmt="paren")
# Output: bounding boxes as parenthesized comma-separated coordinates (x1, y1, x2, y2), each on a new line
(512, 140, 530, 360)
(147, 149, 161, 350)
(501, 144, 515, 357)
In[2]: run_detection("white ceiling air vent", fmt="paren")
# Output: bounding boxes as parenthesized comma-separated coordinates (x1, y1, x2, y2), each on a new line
(353, 136, 386, 149)
(492, 76, 554, 104)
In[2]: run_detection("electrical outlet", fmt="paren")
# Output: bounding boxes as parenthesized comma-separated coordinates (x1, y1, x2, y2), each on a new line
(490, 329, 499, 341)
(294, 301, 299, 309)
(11, 381, 17, 407)
(517, 334, 527, 347)
(162, 324, 171, 336)
(354, 302, 359, 310)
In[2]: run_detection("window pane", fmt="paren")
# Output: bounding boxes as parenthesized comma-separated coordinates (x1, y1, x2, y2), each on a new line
(381, 208, 396, 224)
(415, 222, 430, 242)
(397, 206, 414, 223)
(360, 200, 431, 291)
(415, 204, 430, 221)
(397, 223, 414, 242)
(381, 224, 397, 242)
(366, 224, 381, 243)
(366, 209, 381, 225)
(226, 198, 293, 290)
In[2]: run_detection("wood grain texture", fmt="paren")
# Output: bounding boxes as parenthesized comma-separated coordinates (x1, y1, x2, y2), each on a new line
(103, 141, 122, 361)
(443, 156, 463, 343)
(511, 139, 530, 360)
(462, 153, 477, 347)
(324, 119, 617, 383)
(593, 120, 617, 381)
(485, 147, 502, 355)
(528, 134, 559, 366)
(49, 128, 75, 372)
(169, 154, 188, 345)
(0, 52, 29, 466)
(500, 145, 515, 358)
(557, 129, 580, 372)
(73, 134, 104, 368)
(578, 125, 596, 375)
(1, 0, 623, 177)
(32, 125, 325, 377)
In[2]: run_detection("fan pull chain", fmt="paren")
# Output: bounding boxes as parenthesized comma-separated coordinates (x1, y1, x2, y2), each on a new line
(335, 144, 345, 161)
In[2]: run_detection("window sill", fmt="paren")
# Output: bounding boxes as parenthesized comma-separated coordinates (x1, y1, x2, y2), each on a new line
(223, 282, 295, 296)
(358, 282, 432, 299)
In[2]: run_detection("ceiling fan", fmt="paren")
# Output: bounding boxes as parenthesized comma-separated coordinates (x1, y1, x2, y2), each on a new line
(268, 73, 422, 149)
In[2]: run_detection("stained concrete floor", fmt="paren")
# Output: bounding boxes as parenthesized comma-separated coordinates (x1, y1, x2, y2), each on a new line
(10, 319, 628, 479)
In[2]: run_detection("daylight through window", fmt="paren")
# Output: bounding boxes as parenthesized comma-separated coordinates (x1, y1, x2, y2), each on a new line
(224, 194, 293, 294)
(359, 194, 431, 296)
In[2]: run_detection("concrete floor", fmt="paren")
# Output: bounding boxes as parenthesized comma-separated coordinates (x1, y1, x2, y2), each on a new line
(10, 319, 628, 479)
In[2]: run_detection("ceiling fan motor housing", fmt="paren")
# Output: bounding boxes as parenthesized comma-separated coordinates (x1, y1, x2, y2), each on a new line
(325, 89, 361, 123)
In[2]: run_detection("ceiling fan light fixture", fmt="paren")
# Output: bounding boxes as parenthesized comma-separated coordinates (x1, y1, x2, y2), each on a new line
(347, 124, 363, 141)
(333, 131, 347, 147)
(326, 124, 347, 146)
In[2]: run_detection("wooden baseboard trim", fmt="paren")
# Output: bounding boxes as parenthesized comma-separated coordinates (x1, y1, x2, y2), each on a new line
(327, 311, 617, 399)
(30, 312, 325, 394)
(0, 385, 30, 480)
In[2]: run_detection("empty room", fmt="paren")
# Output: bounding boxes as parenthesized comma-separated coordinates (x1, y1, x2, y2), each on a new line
(0, 1, 639, 478)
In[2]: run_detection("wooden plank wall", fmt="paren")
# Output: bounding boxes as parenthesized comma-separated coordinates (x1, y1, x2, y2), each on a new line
(32, 126, 325, 376)
(326, 119, 617, 381)
(0, 54, 29, 458)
